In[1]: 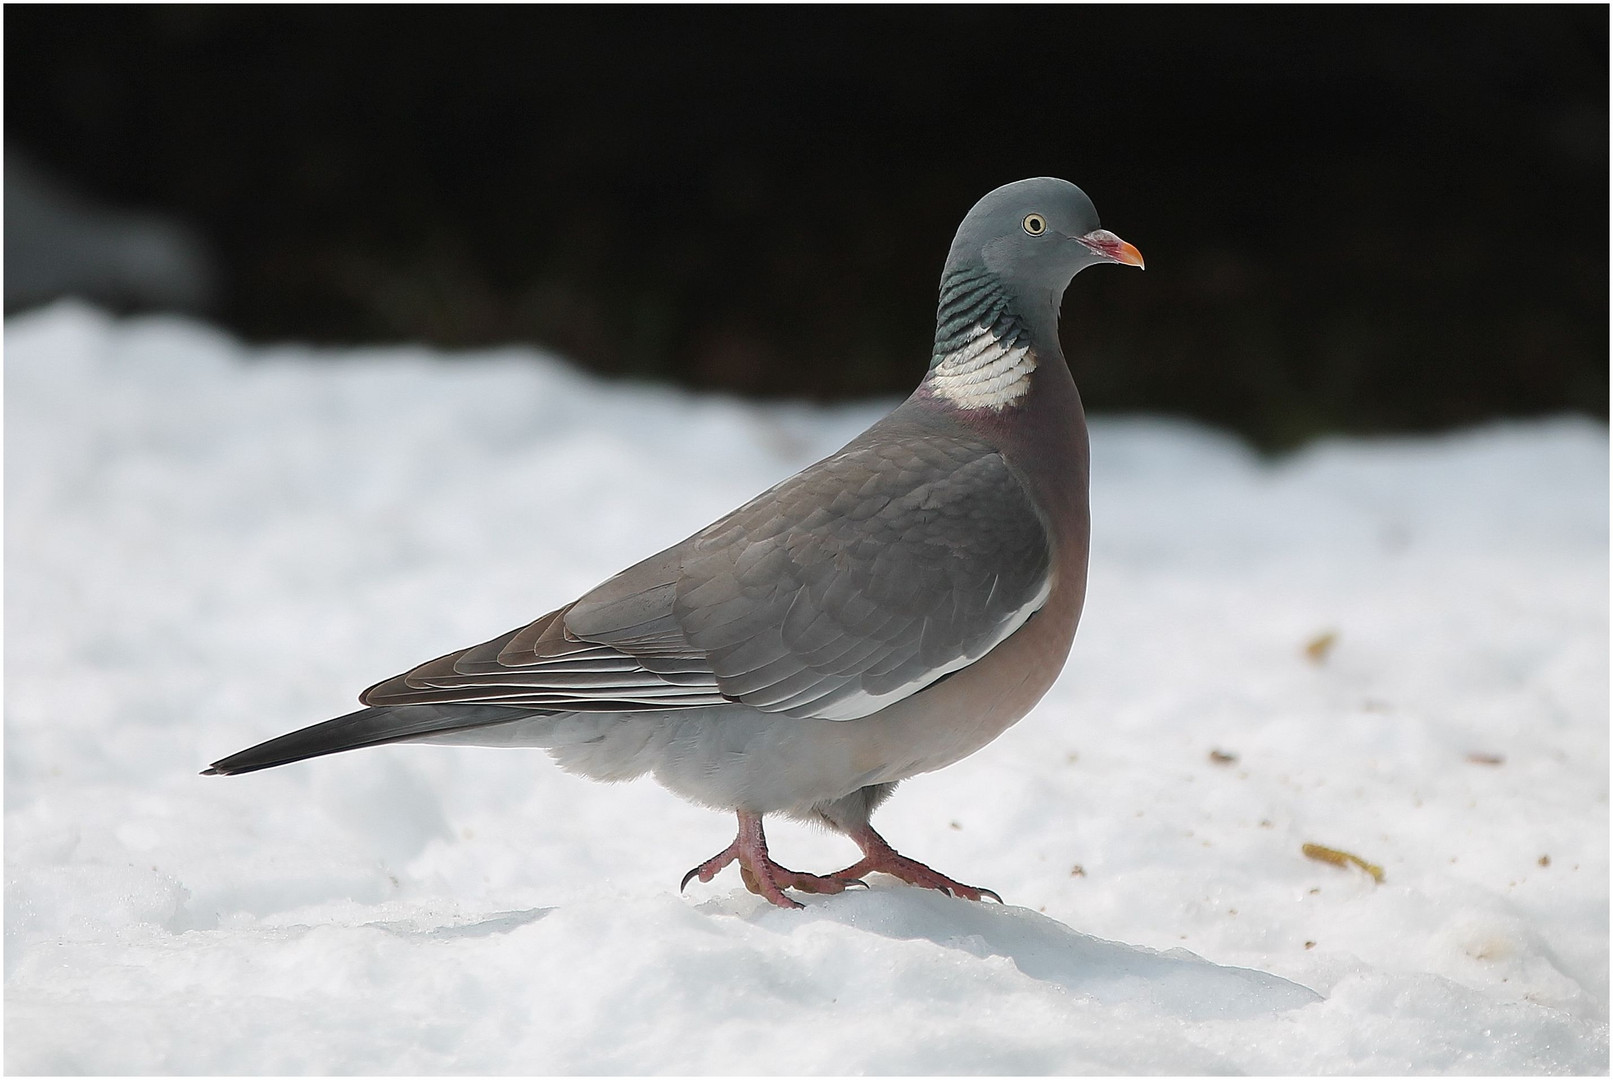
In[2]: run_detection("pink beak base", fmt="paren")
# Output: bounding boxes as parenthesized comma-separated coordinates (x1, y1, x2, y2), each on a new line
(1077, 229, 1145, 269)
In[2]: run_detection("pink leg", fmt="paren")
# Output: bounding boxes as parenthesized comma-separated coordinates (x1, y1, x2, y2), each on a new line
(833, 825, 1002, 903)
(681, 812, 866, 909)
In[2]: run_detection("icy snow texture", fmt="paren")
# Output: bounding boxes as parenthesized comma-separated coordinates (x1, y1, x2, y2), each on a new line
(5, 303, 1608, 1074)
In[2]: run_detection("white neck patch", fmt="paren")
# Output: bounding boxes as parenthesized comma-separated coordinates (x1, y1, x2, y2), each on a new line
(925, 321, 1037, 411)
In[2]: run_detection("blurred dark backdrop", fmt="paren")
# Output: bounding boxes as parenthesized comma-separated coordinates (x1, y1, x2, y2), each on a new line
(6, 6, 1607, 447)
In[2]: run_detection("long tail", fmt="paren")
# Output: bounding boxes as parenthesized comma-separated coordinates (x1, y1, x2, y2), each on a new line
(203, 704, 540, 776)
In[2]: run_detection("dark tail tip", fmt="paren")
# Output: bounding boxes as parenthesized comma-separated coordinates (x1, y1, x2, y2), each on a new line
(199, 703, 538, 779)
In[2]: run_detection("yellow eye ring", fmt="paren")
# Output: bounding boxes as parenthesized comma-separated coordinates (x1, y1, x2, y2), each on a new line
(1022, 213, 1047, 236)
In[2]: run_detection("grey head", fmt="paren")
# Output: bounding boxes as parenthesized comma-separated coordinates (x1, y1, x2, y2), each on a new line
(946, 176, 1142, 289)
(927, 177, 1142, 410)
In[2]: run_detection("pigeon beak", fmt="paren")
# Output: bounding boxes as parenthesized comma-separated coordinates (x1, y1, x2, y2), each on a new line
(1076, 229, 1145, 269)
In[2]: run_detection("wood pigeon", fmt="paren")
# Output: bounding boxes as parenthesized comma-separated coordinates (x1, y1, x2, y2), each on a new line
(206, 177, 1144, 908)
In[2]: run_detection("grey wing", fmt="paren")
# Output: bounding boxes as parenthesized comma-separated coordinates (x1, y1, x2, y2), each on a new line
(363, 430, 1053, 722)
(360, 587, 730, 711)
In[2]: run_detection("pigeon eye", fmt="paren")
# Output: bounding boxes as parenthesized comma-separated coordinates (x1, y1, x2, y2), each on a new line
(1022, 214, 1047, 236)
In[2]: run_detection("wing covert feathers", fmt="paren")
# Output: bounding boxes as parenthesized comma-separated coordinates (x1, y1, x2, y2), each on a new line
(360, 423, 1053, 722)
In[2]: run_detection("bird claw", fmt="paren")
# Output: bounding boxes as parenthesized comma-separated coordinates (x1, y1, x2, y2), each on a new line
(743, 861, 862, 900)
(683, 816, 998, 908)
(681, 844, 740, 894)
(838, 831, 1003, 904)
(787, 872, 866, 895)
(682, 815, 859, 909)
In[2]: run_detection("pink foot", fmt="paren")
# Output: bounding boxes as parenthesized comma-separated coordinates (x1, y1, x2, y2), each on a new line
(682, 812, 866, 909)
(835, 827, 1002, 903)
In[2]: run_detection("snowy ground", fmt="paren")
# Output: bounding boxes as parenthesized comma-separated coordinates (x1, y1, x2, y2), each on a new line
(5, 302, 1608, 1074)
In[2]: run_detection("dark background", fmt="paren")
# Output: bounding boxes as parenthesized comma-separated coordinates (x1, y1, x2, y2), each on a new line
(6, 6, 1607, 448)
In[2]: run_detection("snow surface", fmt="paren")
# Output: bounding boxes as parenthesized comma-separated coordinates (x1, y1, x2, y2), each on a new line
(5, 302, 1608, 1074)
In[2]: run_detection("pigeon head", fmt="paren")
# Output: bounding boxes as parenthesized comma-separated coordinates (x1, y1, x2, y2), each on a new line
(926, 177, 1142, 411)
(945, 176, 1144, 290)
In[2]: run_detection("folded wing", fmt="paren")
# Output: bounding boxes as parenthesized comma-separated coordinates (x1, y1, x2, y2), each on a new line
(362, 425, 1053, 722)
